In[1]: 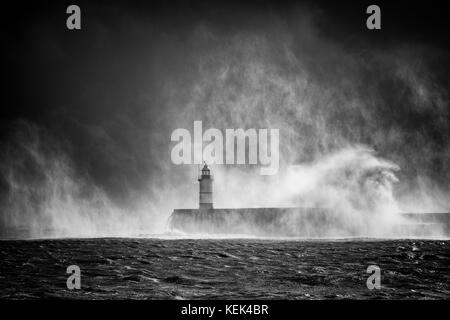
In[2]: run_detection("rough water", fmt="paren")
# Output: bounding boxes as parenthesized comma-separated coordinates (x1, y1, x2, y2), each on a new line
(0, 238, 449, 299)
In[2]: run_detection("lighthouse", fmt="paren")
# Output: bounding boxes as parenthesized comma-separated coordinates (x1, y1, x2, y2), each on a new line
(198, 163, 213, 210)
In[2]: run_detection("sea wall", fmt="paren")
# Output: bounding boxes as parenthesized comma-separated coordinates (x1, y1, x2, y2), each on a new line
(170, 207, 351, 237)
(169, 208, 450, 238)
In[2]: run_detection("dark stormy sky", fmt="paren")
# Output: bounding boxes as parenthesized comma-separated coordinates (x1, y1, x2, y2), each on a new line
(1, 0, 449, 236)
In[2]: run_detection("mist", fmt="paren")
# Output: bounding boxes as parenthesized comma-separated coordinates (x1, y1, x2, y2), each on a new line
(1, 1, 449, 238)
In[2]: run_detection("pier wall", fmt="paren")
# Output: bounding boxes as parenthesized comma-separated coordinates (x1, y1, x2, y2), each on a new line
(169, 208, 450, 237)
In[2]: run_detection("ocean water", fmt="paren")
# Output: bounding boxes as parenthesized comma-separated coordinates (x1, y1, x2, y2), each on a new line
(0, 238, 449, 299)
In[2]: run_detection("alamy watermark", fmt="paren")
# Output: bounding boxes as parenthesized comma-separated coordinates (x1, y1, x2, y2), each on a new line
(65, 4, 379, 31)
(66, 265, 81, 290)
(171, 121, 279, 175)
(366, 265, 381, 290)
(66, 5, 81, 30)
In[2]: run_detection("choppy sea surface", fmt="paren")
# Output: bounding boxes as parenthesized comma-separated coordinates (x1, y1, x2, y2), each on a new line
(0, 238, 449, 299)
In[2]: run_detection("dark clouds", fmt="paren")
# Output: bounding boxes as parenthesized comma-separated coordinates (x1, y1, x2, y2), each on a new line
(1, 0, 449, 236)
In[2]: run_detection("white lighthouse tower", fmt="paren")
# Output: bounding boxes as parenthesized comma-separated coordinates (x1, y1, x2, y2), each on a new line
(198, 163, 213, 210)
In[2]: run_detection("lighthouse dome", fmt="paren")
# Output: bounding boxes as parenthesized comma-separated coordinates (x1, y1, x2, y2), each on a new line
(201, 163, 210, 175)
